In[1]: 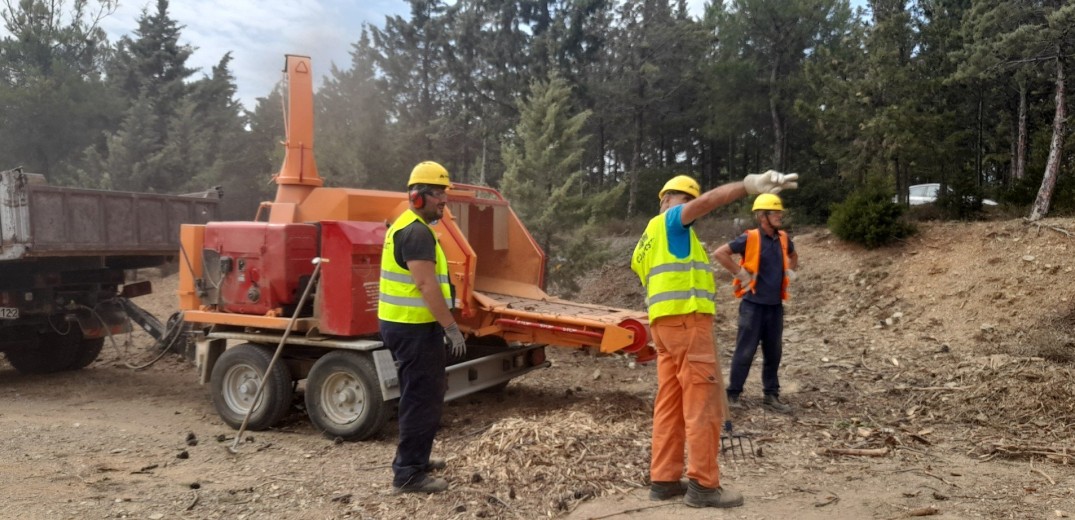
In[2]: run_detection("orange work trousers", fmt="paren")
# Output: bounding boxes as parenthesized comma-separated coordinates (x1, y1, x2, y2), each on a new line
(649, 312, 724, 489)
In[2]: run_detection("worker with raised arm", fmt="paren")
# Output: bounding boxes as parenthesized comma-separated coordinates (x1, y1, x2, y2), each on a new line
(378, 161, 467, 494)
(631, 170, 799, 509)
(712, 193, 799, 414)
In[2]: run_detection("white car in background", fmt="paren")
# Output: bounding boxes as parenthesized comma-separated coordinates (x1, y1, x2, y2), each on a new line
(901, 183, 998, 206)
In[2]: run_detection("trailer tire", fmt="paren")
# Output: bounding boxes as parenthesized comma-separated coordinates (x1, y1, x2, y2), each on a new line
(210, 343, 293, 431)
(4, 329, 80, 374)
(69, 338, 105, 370)
(305, 351, 387, 441)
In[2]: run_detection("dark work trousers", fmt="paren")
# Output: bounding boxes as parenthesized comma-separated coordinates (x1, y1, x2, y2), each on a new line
(379, 319, 447, 488)
(726, 299, 784, 398)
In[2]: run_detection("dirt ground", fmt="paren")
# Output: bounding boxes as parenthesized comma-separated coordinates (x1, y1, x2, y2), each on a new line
(2, 216, 1075, 520)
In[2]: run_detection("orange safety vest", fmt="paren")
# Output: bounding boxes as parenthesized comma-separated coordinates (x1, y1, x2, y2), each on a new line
(733, 229, 790, 300)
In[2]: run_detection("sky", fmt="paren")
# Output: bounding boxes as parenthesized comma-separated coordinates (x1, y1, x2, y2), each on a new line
(97, 0, 412, 110)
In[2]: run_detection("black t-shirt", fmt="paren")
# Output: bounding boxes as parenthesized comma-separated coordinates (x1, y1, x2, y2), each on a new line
(393, 220, 437, 270)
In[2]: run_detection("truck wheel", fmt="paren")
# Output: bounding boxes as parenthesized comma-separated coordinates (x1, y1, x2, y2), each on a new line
(210, 343, 293, 431)
(305, 350, 387, 441)
(69, 338, 106, 370)
(4, 330, 80, 374)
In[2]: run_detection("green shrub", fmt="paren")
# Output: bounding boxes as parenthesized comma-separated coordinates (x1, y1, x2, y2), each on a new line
(828, 187, 915, 248)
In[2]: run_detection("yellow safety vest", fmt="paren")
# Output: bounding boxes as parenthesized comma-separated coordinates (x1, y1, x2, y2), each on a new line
(631, 212, 716, 321)
(733, 229, 790, 300)
(377, 210, 453, 323)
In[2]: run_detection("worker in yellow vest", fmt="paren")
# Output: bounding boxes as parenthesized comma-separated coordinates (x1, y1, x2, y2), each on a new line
(378, 161, 465, 494)
(632, 170, 798, 509)
(712, 193, 798, 414)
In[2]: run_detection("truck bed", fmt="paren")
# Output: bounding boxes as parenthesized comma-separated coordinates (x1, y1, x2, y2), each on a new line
(0, 169, 219, 260)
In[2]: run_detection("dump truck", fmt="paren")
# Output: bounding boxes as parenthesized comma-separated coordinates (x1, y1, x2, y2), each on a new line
(0, 168, 220, 374)
(181, 55, 655, 441)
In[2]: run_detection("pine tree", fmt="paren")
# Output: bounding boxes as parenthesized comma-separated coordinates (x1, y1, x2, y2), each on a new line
(316, 28, 395, 189)
(0, 0, 119, 182)
(501, 71, 620, 295)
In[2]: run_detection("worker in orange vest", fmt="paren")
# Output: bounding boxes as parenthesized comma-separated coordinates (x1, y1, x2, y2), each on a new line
(632, 171, 798, 509)
(712, 193, 798, 413)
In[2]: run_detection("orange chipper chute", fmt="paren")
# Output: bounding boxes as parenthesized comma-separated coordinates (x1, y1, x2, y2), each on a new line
(268, 54, 323, 224)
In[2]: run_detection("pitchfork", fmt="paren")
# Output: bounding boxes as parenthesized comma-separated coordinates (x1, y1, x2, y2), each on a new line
(714, 357, 756, 461)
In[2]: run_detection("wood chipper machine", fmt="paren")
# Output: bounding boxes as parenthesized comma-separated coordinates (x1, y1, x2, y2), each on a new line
(177, 55, 656, 441)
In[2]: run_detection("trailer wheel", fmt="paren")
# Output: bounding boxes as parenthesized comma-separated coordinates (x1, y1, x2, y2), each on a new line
(4, 330, 80, 374)
(305, 351, 387, 441)
(69, 338, 105, 370)
(210, 343, 293, 431)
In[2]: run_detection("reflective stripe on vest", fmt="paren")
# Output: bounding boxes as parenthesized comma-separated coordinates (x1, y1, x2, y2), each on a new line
(377, 209, 453, 323)
(733, 228, 790, 300)
(631, 213, 716, 321)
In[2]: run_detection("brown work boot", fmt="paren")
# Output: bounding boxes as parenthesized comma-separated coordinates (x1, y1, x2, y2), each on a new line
(684, 479, 744, 508)
(392, 475, 448, 494)
(649, 478, 688, 501)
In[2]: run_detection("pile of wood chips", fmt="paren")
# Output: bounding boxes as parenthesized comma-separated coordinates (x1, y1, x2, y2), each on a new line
(454, 406, 651, 516)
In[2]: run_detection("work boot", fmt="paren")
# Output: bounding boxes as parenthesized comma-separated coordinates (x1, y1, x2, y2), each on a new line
(649, 479, 688, 501)
(392, 475, 449, 494)
(727, 393, 744, 410)
(763, 394, 792, 414)
(427, 457, 447, 471)
(684, 479, 744, 508)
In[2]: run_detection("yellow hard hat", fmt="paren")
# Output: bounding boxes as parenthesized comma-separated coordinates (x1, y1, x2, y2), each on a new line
(752, 193, 784, 211)
(408, 161, 452, 188)
(658, 175, 701, 200)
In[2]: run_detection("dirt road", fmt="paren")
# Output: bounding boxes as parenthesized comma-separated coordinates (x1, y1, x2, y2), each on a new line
(2, 217, 1074, 519)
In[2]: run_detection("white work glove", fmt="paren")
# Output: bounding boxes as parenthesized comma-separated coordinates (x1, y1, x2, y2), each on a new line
(743, 170, 800, 195)
(785, 269, 797, 283)
(734, 268, 753, 286)
(444, 322, 466, 358)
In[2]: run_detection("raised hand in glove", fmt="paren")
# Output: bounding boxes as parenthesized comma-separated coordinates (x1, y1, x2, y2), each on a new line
(785, 269, 798, 283)
(734, 268, 753, 287)
(743, 170, 800, 195)
(444, 322, 467, 358)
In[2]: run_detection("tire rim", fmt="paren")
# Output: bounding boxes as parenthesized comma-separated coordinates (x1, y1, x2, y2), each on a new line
(222, 364, 262, 414)
(319, 371, 365, 425)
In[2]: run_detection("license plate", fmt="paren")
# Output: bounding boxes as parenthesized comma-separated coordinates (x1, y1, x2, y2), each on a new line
(0, 307, 19, 319)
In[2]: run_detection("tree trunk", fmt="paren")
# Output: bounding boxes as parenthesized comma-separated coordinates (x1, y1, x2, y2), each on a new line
(976, 88, 983, 187)
(1029, 52, 1066, 222)
(479, 134, 487, 185)
(728, 134, 736, 179)
(597, 119, 606, 189)
(1015, 79, 1028, 181)
(627, 107, 643, 218)
(769, 63, 785, 170)
(894, 155, 904, 204)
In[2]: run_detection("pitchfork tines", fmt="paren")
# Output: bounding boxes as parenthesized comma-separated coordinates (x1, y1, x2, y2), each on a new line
(720, 420, 757, 461)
